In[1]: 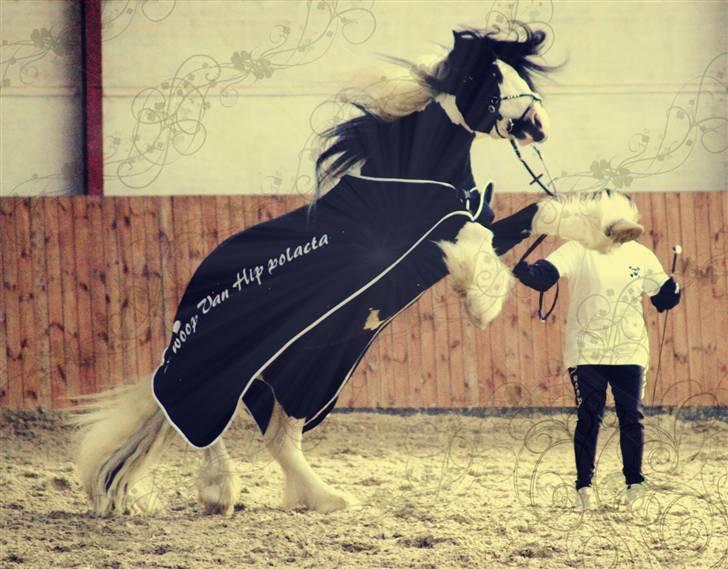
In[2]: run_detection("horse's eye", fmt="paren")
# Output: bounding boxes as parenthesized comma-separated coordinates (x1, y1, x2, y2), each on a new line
(506, 120, 514, 133)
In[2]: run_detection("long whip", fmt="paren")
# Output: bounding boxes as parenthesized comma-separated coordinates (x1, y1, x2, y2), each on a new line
(651, 244, 682, 406)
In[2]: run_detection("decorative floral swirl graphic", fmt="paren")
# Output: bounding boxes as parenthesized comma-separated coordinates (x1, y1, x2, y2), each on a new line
(484, 0, 557, 55)
(1, 0, 175, 197)
(105, 0, 377, 189)
(102, 0, 178, 42)
(511, 391, 728, 566)
(554, 52, 728, 191)
(0, 22, 79, 90)
(4, 161, 83, 196)
(569, 276, 658, 367)
(0, 1, 178, 91)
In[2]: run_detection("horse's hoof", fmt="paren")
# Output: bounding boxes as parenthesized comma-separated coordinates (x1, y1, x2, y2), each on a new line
(310, 490, 360, 514)
(283, 484, 359, 513)
(202, 500, 235, 517)
(198, 477, 240, 517)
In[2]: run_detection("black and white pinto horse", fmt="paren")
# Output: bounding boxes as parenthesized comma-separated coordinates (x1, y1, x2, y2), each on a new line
(76, 26, 643, 516)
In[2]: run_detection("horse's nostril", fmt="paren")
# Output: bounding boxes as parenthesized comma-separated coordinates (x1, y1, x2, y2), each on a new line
(534, 115, 542, 129)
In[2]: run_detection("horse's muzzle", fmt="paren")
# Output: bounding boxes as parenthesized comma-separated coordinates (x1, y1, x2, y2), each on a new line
(513, 103, 550, 144)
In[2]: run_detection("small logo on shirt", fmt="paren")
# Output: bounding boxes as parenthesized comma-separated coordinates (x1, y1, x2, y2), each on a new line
(628, 265, 641, 278)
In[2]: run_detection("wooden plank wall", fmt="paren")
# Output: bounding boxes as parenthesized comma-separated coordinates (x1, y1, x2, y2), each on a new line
(0, 192, 726, 410)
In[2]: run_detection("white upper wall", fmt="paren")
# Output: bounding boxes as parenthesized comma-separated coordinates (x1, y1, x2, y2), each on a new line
(1, 0, 726, 196)
(0, 0, 83, 196)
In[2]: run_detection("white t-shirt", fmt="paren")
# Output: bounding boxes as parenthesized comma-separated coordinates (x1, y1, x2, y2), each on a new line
(547, 241, 669, 368)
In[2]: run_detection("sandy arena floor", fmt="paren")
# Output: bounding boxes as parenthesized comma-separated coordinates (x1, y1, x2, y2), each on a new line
(1, 408, 727, 569)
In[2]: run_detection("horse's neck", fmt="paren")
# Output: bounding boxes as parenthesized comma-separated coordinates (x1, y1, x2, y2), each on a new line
(360, 102, 476, 188)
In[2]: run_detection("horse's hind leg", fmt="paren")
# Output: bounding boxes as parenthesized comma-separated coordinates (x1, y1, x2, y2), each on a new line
(197, 438, 241, 516)
(264, 400, 358, 513)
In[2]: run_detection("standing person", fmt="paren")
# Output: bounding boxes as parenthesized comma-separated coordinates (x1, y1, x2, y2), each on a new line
(513, 237, 681, 508)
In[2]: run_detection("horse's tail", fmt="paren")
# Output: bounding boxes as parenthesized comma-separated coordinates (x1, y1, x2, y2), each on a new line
(71, 380, 173, 516)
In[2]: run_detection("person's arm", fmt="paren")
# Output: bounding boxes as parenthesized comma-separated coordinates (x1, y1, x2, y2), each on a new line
(642, 248, 681, 312)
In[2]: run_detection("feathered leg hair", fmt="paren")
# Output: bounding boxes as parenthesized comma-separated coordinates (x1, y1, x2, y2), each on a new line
(532, 189, 643, 253)
(438, 222, 514, 329)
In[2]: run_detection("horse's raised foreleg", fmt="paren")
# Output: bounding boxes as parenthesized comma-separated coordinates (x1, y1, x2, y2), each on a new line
(531, 191, 644, 253)
(490, 191, 644, 256)
(438, 222, 514, 329)
(197, 438, 241, 516)
(264, 401, 358, 513)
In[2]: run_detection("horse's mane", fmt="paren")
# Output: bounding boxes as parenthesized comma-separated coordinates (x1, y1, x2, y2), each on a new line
(315, 22, 553, 193)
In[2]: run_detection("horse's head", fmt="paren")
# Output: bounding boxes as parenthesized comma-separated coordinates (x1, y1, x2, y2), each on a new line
(437, 25, 551, 144)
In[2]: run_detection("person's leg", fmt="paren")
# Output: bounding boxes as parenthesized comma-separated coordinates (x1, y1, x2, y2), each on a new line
(608, 365, 646, 486)
(569, 365, 609, 489)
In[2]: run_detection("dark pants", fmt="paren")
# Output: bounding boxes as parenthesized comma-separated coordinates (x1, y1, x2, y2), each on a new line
(568, 365, 646, 489)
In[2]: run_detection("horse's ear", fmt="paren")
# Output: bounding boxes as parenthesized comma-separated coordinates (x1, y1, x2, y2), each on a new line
(452, 30, 472, 47)
(452, 30, 490, 55)
(449, 30, 496, 74)
(484, 182, 494, 205)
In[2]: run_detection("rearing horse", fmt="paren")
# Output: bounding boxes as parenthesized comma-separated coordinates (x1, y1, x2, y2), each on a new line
(76, 25, 643, 516)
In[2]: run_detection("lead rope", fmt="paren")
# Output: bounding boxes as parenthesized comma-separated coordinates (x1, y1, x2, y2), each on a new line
(510, 139, 559, 320)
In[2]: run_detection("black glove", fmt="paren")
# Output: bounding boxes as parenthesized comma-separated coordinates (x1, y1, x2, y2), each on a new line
(650, 277, 681, 312)
(512, 260, 531, 280)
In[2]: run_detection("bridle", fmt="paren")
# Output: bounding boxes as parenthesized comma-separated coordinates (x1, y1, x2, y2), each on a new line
(483, 88, 556, 200)
(491, 92, 544, 142)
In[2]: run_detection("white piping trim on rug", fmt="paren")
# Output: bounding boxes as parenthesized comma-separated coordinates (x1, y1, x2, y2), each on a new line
(304, 291, 426, 427)
(472, 180, 492, 220)
(346, 173, 457, 190)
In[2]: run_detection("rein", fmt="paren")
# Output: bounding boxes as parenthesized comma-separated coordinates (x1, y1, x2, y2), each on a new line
(509, 139, 556, 197)
(514, 233, 559, 320)
(508, 136, 560, 320)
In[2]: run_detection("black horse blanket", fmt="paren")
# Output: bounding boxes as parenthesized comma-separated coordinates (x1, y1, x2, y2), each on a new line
(153, 174, 492, 448)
